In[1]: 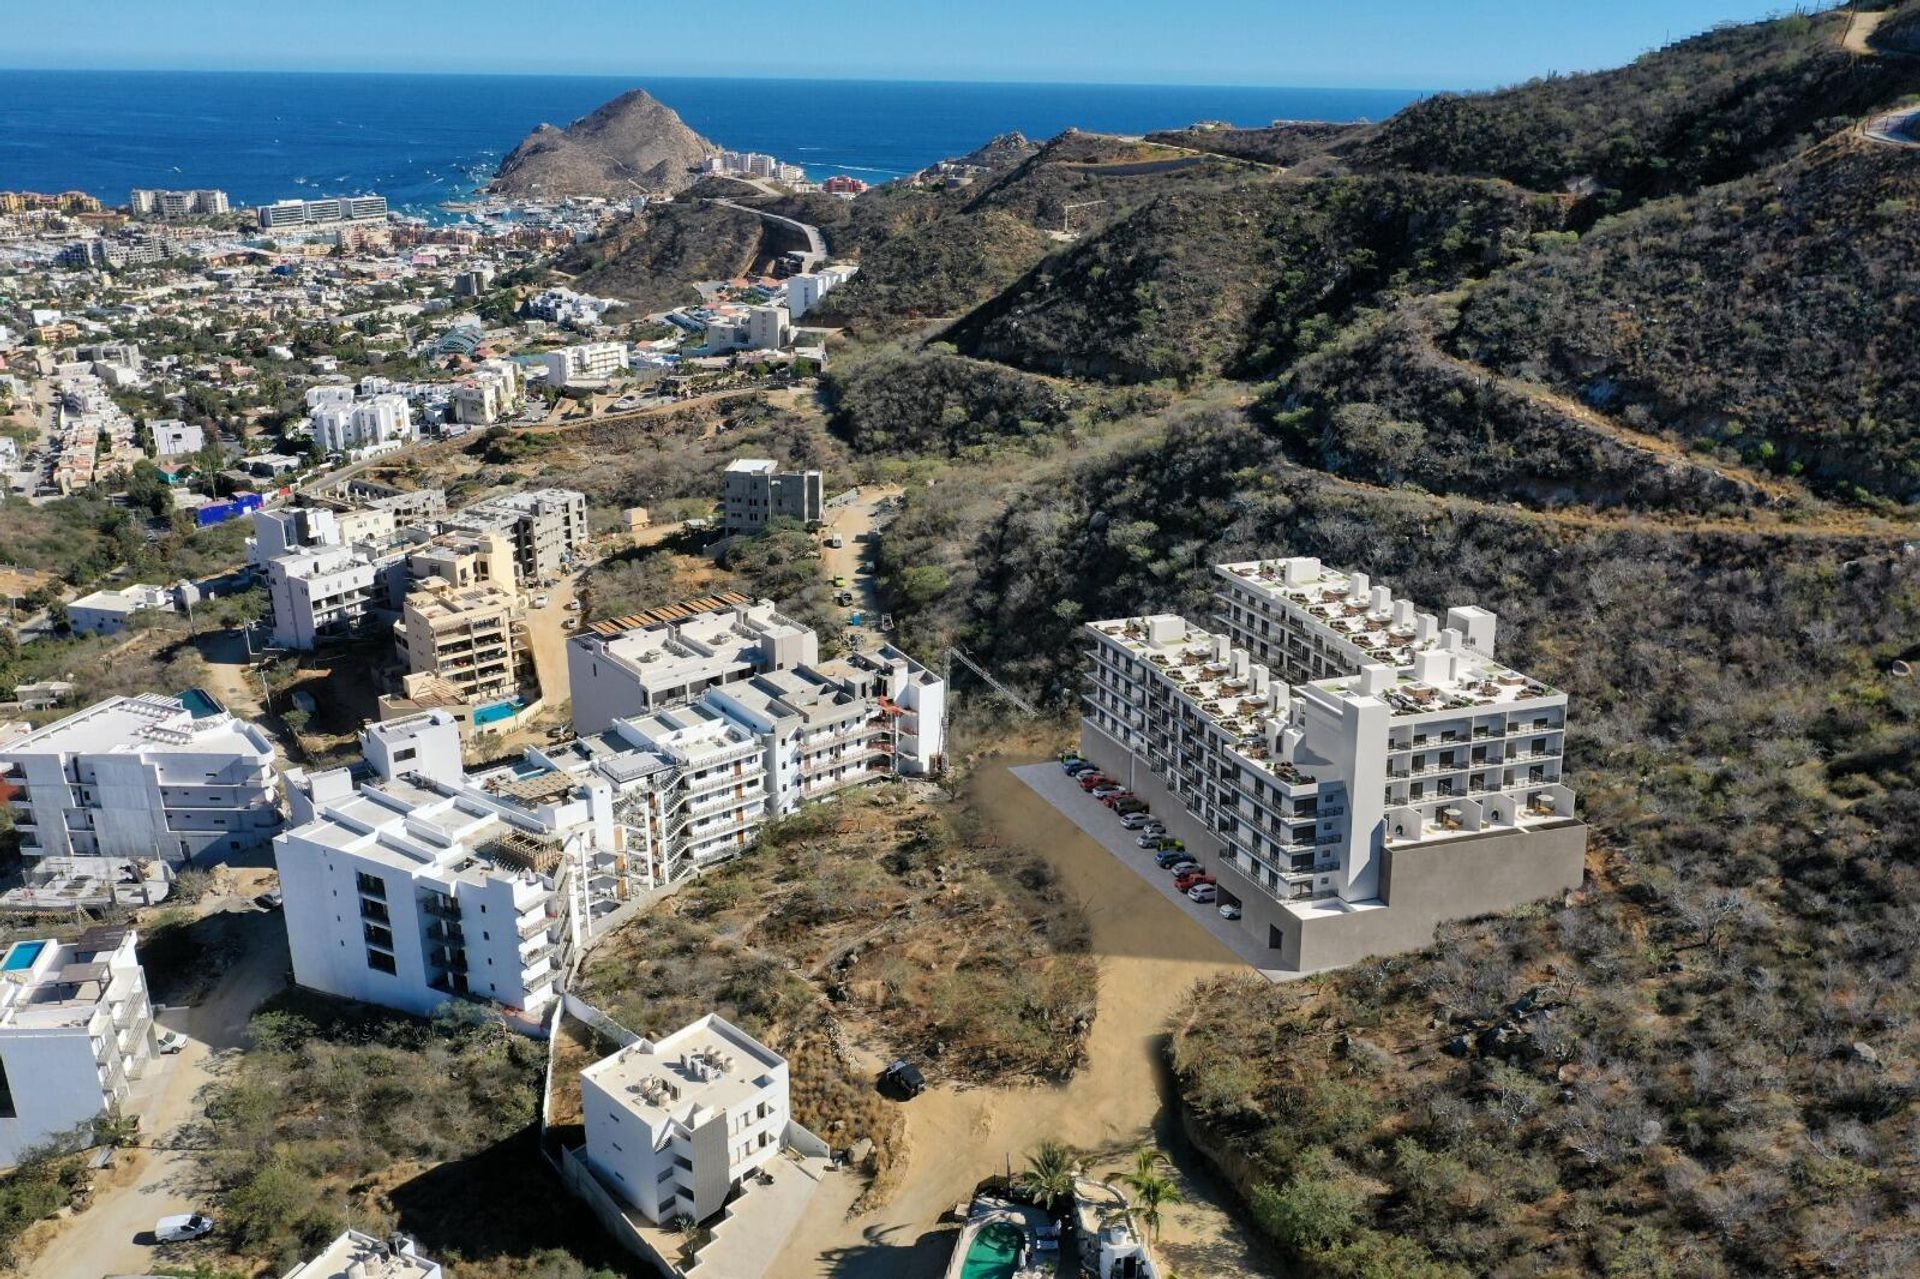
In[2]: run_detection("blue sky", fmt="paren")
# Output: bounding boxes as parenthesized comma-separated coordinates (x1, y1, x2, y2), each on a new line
(4, 0, 1808, 87)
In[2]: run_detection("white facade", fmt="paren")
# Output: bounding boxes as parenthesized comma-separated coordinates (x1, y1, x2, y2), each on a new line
(312, 392, 412, 456)
(265, 543, 382, 649)
(258, 195, 388, 229)
(541, 342, 628, 388)
(0, 693, 282, 866)
(581, 1014, 791, 1225)
(276, 713, 580, 1025)
(67, 583, 174, 636)
(444, 487, 590, 584)
(1081, 557, 1582, 965)
(131, 188, 228, 218)
(0, 926, 155, 1166)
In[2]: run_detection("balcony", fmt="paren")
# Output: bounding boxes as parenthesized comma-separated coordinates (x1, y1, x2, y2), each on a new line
(420, 894, 461, 920)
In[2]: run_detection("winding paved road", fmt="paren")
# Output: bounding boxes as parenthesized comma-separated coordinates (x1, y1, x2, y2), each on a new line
(704, 197, 826, 267)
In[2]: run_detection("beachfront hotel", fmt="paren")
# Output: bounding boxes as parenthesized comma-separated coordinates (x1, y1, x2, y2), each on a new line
(1080, 557, 1586, 971)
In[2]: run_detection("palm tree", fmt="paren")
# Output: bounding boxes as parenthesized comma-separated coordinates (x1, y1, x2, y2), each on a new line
(1119, 1146, 1184, 1243)
(1018, 1140, 1078, 1212)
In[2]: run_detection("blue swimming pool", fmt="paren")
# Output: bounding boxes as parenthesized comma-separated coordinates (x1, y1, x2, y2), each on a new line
(473, 696, 526, 727)
(2, 941, 47, 972)
(177, 688, 223, 719)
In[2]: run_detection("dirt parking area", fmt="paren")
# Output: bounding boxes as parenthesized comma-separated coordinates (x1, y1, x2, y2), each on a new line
(768, 760, 1285, 1279)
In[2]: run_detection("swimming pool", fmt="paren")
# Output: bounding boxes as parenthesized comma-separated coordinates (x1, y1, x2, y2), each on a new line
(473, 695, 527, 727)
(177, 688, 223, 719)
(2, 941, 46, 972)
(959, 1221, 1024, 1279)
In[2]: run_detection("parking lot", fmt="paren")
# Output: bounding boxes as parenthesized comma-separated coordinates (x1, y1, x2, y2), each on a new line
(1011, 762, 1303, 983)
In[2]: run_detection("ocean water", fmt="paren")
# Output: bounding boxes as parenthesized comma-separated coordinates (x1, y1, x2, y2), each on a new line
(0, 71, 1424, 215)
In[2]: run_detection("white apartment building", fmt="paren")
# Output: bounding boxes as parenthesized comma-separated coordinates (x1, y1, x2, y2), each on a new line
(266, 543, 383, 649)
(67, 582, 175, 636)
(149, 418, 204, 457)
(258, 195, 389, 229)
(0, 692, 282, 867)
(721, 458, 823, 534)
(312, 392, 412, 456)
(450, 359, 524, 426)
(277, 713, 581, 1025)
(282, 1231, 441, 1279)
(567, 595, 817, 735)
(0, 926, 156, 1166)
(784, 266, 857, 320)
(131, 188, 229, 218)
(580, 1014, 792, 1225)
(1080, 557, 1585, 972)
(541, 342, 628, 389)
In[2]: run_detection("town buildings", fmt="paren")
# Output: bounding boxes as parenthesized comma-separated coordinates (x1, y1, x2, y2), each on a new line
(541, 341, 628, 388)
(449, 359, 524, 426)
(579, 1014, 792, 1225)
(0, 926, 156, 1166)
(311, 391, 413, 457)
(784, 265, 857, 320)
(258, 195, 389, 230)
(0, 691, 282, 867)
(1079, 556, 1585, 971)
(721, 458, 822, 533)
(129, 188, 230, 219)
(149, 418, 204, 457)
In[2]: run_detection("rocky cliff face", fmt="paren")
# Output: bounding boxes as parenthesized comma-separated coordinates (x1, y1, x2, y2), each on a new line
(490, 89, 718, 198)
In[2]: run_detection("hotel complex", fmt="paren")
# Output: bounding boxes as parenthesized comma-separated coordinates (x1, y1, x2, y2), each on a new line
(1080, 557, 1585, 970)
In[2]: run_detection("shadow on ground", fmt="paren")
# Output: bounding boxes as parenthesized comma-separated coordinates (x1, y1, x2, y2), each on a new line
(388, 1123, 646, 1276)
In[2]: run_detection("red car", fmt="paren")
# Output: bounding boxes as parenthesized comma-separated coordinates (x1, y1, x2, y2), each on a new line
(1078, 773, 1116, 792)
(1099, 791, 1138, 809)
(1174, 870, 1216, 893)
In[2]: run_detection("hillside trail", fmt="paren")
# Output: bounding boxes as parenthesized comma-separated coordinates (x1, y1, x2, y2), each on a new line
(1422, 344, 1803, 504)
(1842, 7, 1888, 56)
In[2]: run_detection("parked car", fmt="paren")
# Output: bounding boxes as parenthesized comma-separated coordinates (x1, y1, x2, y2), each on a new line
(1098, 791, 1136, 808)
(156, 1029, 188, 1054)
(1077, 774, 1115, 792)
(1163, 859, 1199, 877)
(1174, 871, 1215, 893)
(563, 618, 580, 630)
(1137, 822, 1167, 837)
(154, 1213, 216, 1243)
(1065, 762, 1100, 778)
(533, 594, 550, 608)
(1090, 787, 1125, 802)
(566, 600, 583, 611)
(1218, 902, 1242, 920)
(253, 889, 282, 911)
(1138, 833, 1172, 849)
(1188, 883, 1219, 903)
(1113, 798, 1149, 816)
(1119, 812, 1155, 829)
(879, 1058, 927, 1100)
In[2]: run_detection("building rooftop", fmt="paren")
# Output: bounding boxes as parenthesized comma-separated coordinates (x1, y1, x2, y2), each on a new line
(724, 458, 776, 474)
(284, 1230, 441, 1279)
(0, 926, 137, 1031)
(579, 599, 809, 693)
(0, 692, 272, 761)
(584, 1013, 784, 1133)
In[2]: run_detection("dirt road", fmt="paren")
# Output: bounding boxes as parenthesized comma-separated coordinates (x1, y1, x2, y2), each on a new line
(19, 899, 289, 1279)
(769, 761, 1285, 1278)
(822, 486, 901, 652)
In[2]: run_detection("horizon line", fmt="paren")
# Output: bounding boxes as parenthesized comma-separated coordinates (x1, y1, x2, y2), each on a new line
(0, 64, 1455, 95)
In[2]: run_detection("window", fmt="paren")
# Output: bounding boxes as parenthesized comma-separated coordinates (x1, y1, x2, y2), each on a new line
(0, 1059, 15, 1119)
(366, 949, 396, 974)
(355, 871, 386, 899)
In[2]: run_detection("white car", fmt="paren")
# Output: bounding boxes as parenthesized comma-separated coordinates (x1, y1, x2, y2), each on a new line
(1119, 812, 1155, 829)
(156, 1029, 188, 1055)
(154, 1213, 215, 1243)
(1187, 883, 1218, 903)
(1218, 902, 1242, 921)
(533, 594, 550, 608)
